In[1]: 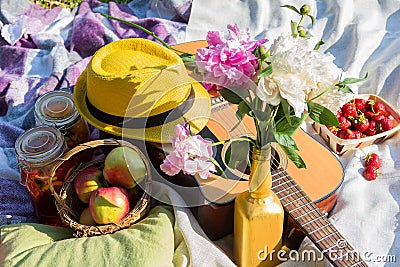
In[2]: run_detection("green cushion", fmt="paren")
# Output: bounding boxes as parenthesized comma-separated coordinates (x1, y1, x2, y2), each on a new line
(0, 205, 174, 267)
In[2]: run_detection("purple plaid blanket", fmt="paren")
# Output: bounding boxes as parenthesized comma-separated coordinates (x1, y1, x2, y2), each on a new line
(0, 0, 191, 225)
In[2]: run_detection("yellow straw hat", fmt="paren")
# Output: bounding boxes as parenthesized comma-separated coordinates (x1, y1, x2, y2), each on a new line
(74, 38, 211, 143)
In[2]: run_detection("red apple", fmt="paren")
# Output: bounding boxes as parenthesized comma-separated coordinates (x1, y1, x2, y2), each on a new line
(103, 147, 147, 189)
(74, 166, 104, 203)
(89, 187, 130, 224)
(79, 206, 97, 226)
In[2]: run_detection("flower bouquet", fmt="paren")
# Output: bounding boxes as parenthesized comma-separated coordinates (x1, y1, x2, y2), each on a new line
(120, 5, 364, 178)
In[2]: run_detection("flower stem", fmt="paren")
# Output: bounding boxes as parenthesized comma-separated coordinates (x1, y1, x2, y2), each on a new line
(101, 13, 191, 55)
(210, 158, 228, 178)
(307, 83, 336, 102)
(298, 15, 305, 26)
(211, 137, 257, 147)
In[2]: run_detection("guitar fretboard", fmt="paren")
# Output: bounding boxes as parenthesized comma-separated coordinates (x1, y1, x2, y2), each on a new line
(271, 168, 368, 267)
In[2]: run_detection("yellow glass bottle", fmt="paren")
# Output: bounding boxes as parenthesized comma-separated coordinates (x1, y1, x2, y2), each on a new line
(233, 144, 284, 266)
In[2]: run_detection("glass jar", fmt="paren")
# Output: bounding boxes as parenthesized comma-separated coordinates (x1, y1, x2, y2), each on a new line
(34, 90, 90, 149)
(15, 126, 75, 226)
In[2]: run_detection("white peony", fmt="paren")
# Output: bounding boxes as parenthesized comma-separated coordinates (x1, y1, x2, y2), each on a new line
(256, 75, 280, 105)
(259, 34, 343, 117)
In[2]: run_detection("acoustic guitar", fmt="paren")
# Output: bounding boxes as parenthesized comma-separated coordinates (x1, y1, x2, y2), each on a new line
(151, 41, 367, 266)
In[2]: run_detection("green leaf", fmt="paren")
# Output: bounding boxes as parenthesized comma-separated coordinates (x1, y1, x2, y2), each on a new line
(252, 109, 268, 122)
(290, 20, 298, 37)
(307, 101, 340, 127)
(280, 98, 293, 125)
(219, 88, 243, 104)
(281, 5, 301, 14)
(338, 85, 354, 94)
(274, 133, 298, 151)
(258, 64, 273, 79)
(280, 145, 306, 168)
(275, 113, 307, 136)
(304, 33, 313, 39)
(335, 73, 367, 94)
(237, 101, 251, 118)
(340, 73, 368, 85)
(313, 40, 325, 50)
(257, 119, 274, 146)
(308, 14, 315, 25)
(179, 53, 195, 63)
(224, 139, 251, 170)
(231, 101, 252, 132)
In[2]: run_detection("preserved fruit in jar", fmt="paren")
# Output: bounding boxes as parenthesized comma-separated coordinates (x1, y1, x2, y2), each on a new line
(35, 90, 90, 149)
(15, 126, 75, 226)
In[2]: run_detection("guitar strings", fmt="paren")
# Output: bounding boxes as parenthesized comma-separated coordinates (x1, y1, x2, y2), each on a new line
(270, 168, 365, 266)
(271, 158, 366, 266)
(270, 150, 366, 266)
(271, 168, 336, 249)
(269, 159, 332, 240)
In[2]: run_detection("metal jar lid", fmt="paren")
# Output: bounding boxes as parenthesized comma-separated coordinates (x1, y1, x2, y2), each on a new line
(14, 126, 66, 168)
(34, 90, 80, 129)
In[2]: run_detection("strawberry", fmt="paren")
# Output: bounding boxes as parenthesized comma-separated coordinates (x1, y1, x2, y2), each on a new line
(364, 110, 373, 119)
(364, 120, 378, 136)
(353, 130, 363, 139)
(372, 101, 386, 114)
(327, 126, 339, 136)
(370, 112, 385, 122)
(353, 98, 367, 111)
(341, 103, 357, 119)
(383, 111, 392, 118)
(338, 116, 351, 130)
(364, 153, 381, 169)
(352, 113, 369, 132)
(380, 117, 393, 131)
(363, 165, 378, 181)
(339, 129, 356, 139)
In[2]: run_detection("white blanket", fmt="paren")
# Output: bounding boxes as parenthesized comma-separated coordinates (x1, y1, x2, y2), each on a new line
(186, 0, 400, 266)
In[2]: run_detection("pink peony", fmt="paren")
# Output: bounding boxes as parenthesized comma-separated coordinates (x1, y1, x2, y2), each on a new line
(160, 123, 216, 179)
(196, 24, 268, 90)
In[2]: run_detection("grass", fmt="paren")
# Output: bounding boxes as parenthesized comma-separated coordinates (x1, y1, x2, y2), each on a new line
(31, 0, 133, 10)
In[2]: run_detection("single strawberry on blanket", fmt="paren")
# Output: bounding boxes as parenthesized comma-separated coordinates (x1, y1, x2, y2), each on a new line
(363, 166, 378, 181)
(364, 153, 382, 169)
(363, 153, 382, 180)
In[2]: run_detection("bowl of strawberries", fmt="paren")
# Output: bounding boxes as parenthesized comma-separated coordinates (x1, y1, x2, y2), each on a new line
(313, 94, 400, 155)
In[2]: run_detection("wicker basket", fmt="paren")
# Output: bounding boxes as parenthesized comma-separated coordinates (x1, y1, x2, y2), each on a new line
(313, 94, 400, 155)
(49, 139, 152, 237)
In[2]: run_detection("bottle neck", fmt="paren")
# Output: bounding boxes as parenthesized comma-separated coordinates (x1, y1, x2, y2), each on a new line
(249, 145, 273, 198)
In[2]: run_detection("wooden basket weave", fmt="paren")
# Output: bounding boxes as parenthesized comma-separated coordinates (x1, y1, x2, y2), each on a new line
(49, 139, 152, 237)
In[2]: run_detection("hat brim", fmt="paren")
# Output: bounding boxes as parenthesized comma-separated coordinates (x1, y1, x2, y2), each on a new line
(74, 69, 211, 143)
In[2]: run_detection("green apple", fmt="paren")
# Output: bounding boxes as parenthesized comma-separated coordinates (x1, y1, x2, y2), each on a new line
(89, 187, 130, 224)
(103, 146, 147, 189)
(74, 166, 104, 203)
